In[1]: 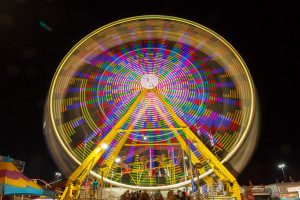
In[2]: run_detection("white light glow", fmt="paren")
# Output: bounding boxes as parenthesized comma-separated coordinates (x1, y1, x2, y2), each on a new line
(141, 74, 159, 89)
(278, 163, 286, 168)
(115, 157, 121, 163)
(101, 143, 108, 150)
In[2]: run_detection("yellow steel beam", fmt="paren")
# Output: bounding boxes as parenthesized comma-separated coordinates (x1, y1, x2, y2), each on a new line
(152, 95, 200, 165)
(152, 90, 214, 185)
(61, 87, 240, 199)
(183, 127, 240, 199)
(153, 89, 241, 200)
(101, 101, 147, 178)
(60, 89, 147, 200)
(101, 130, 131, 176)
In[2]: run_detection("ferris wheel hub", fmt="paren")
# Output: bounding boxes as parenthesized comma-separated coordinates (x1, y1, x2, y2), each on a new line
(140, 74, 159, 89)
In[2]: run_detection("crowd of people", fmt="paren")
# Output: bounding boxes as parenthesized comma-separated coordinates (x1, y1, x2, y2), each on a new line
(120, 189, 191, 200)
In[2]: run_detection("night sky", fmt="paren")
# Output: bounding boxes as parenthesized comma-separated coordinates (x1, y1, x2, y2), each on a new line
(0, 0, 299, 186)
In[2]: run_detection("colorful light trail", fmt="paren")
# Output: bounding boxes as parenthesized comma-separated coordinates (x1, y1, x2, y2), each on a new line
(45, 16, 256, 189)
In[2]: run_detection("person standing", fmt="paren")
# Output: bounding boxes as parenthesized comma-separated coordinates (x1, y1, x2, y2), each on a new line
(92, 179, 99, 197)
(154, 190, 163, 200)
(180, 191, 186, 200)
(167, 190, 174, 200)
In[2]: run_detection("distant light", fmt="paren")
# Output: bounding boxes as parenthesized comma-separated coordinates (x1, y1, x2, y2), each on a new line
(115, 157, 121, 163)
(101, 143, 108, 149)
(184, 156, 188, 160)
(278, 163, 286, 168)
(143, 135, 148, 140)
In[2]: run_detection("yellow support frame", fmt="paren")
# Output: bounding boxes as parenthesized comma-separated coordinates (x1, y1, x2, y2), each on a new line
(101, 99, 147, 178)
(153, 91, 215, 186)
(153, 89, 241, 200)
(60, 88, 241, 200)
(60, 90, 146, 200)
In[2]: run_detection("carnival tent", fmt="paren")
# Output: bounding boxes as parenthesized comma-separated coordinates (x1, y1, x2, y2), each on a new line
(0, 156, 54, 197)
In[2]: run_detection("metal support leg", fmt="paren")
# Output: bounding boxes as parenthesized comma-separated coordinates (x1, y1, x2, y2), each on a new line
(153, 89, 241, 200)
(101, 98, 147, 178)
(60, 90, 146, 200)
(153, 91, 215, 185)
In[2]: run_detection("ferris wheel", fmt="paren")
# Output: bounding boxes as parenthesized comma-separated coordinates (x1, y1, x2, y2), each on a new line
(44, 16, 259, 199)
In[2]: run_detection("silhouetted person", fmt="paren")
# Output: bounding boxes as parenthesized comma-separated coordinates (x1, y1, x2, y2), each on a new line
(180, 191, 186, 200)
(167, 190, 174, 200)
(154, 190, 163, 200)
(141, 190, 150, 200)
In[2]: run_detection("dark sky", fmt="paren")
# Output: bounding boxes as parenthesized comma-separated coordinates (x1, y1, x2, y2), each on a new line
(0, 0, 299, 185)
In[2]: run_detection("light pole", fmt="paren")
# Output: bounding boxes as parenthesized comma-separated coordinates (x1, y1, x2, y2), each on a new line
(278, 163, 286, 182)
(54, 172, 61, 180)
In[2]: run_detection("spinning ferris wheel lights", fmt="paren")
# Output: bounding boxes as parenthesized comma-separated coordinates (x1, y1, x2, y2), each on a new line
(43, 15, 260, 200)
